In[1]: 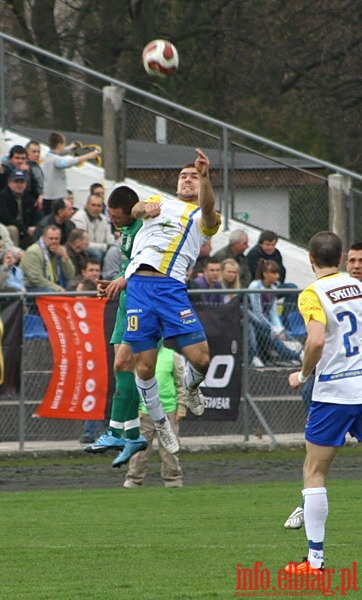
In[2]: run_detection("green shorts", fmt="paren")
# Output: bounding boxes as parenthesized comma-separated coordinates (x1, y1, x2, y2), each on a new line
(110, 291, 129, 345)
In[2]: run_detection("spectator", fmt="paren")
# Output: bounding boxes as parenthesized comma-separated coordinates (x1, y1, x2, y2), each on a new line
(25, 140, 44, 213)
(20, 224, 75, 292)
(191, 239, 212, 279)
(65, 228, 90, 276)
(0, 144, 29, 189)
(90, 182, 105, 202)
(248, 259, 302, 364)
(247, 230, 286, 282)
(220, 258, 241, 302)
(66, 189, 77, 213)
(0, 249, 25, 292)
(193, 256, 224, 305)
(42, 132, 100, 215)
(0, 222, 23, 261)
(219, 258, 264, 368)
(247, 230, 298, 321)
(101, 243, 122, 280)
(214, 229, 251, 287)
(71, 193, 115, 263)
(124, 346, 186, 488)
(66, 257, 101, 291)
(75, 279, 97, 293)
(0, 169, 39, 248)
(33, 198, 75, 245)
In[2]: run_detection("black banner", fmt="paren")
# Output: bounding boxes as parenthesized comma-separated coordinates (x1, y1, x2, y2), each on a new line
(0, 297, 22, 396)
(165, 297, 242, 421)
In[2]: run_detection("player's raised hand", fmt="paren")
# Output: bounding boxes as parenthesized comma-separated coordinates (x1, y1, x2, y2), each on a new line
(194, 148, 210, 178)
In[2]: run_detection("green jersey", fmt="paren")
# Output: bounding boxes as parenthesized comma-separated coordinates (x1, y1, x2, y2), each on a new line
(118, 218, 143, 278)
(110, 218, 142, 344)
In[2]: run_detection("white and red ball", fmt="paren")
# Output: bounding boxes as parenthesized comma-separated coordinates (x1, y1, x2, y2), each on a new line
(142, 39, 179, 77)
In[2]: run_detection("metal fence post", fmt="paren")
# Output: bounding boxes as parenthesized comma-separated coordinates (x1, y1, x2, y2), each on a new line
(18, 297, 26, 450)
(221, 127, 229, 230)
(328, 173, 351, 253)
(0, 36, 7, 135)
(102, 85, 124, 181)
(241, 291, 250, 441)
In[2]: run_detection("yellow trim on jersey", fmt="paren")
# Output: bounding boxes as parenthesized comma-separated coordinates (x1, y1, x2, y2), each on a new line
(159, 203, 192, 273)
(200, 213, 221, 237)
(145, 195, 162, 203)
(298, 286, 326, 326)
(298, 273, 341, 326)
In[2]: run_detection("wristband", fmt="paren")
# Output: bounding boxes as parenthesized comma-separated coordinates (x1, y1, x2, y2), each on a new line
(297, 371, 309, 383)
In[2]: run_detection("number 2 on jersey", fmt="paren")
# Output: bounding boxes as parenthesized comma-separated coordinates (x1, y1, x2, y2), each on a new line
(337, 310, 359, 357)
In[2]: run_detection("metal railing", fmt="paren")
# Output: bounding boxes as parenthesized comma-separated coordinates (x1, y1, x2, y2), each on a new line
(0, 290, 307, 450)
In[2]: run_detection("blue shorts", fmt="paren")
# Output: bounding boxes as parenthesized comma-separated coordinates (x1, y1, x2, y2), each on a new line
(123, 275, 206, 352)
(305, 401, 362, 446)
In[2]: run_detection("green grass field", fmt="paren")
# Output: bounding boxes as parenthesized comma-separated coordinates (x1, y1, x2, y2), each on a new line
(1, 467, 361, 600)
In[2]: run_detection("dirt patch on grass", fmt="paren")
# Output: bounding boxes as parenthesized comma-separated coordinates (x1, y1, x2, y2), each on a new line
(0, 447, 360, 492)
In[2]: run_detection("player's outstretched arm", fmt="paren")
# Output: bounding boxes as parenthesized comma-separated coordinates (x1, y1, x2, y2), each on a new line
(195, 148, 219, 231)
(132, 201, 161, 219)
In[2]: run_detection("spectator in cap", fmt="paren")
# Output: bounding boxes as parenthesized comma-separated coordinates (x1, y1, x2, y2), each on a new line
(0, 169, 40, 248)
(0, 144, 29, 190)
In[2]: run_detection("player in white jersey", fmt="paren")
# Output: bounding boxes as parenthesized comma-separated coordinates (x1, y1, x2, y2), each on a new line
(284, 232, 362, 573)
(284, 241, 362, 530)
(125, 195, 211, 283)
(123, 148, 221, 454)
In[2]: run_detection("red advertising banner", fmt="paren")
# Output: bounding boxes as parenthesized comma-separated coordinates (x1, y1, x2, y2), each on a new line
(35, 296, 109, 419)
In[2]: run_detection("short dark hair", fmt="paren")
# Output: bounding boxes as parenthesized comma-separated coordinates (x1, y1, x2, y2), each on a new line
(25, 140, 40, 150)
(9, 145, 27, 158)
(204, 257, 221, 269)
(349, 242, 362, 252)
(258, 230, 278, 244)
(309, 231, 342, 268)
(76, 279, 97, 292)
(67, 228, 88, 244)
(90, 182, 103, 194)
(48, 132, 65, 149)
(43, 224, 61, 236)
(52, 198, 67, 215)
(179, 163, 195, 171)
(107, 185, 139, 214)
(83, 257, 101, 268)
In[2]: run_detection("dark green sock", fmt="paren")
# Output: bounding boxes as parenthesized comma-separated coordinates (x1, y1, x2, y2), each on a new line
(110, 371, 140, 439)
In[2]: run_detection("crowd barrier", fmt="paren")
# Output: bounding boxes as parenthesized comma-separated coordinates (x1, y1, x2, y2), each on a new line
(0, 290, 307, 450)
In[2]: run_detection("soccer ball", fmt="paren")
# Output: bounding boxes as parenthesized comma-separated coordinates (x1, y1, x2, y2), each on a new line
(142, 39, 179, 77)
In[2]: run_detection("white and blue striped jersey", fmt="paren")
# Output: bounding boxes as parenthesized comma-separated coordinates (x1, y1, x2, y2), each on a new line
(299, 272, 362, 404)
(125, 195, 220, 283)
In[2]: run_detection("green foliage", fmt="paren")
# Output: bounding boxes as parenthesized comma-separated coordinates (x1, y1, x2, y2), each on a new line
(1, 479, 361, 599)
(1, 0, 362, 171)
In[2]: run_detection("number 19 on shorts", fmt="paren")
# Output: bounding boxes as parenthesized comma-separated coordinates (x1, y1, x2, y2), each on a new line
(127, 315, 139, 331)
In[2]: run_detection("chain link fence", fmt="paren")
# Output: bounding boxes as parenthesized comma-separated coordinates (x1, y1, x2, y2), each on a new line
(0, 291, 307, 448)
